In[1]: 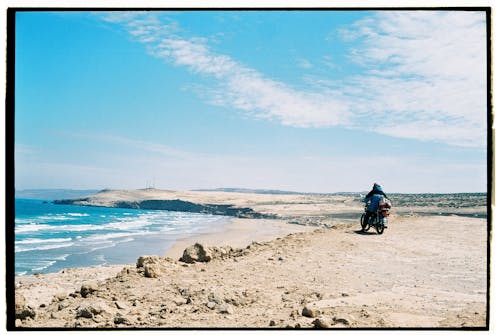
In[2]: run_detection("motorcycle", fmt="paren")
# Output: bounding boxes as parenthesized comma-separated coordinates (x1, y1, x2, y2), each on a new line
(360, 197, 391, 234)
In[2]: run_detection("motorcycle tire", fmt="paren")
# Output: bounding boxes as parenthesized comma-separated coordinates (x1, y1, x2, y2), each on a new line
(360, 213, 370, 232)
(376, 223, 384, 235)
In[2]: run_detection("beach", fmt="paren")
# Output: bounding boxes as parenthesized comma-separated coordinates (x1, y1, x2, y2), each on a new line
(13, 190, 488, 328)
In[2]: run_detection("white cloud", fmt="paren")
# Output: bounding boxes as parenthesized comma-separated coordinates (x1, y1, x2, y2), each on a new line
(99, 11, 487, 147)
(340, 11, 487, 147)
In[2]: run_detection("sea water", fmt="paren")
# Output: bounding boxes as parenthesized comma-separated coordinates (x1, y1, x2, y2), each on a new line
(14, 198, 230, 276)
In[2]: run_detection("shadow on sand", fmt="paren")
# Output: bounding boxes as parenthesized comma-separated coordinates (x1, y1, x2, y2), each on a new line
(353, 229, 378, 235)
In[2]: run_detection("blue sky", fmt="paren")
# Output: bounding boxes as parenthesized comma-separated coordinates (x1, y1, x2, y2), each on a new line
(14, 10, 487, 193)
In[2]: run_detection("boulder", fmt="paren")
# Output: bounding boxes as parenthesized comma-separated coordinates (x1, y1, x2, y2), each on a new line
(180, 243, 213, 263)
(144, 264, 162, 278)
(136, 255, 161, 268)
(136, 255, 166, 278)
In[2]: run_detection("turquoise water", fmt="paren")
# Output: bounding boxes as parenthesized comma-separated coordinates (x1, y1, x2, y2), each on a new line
(14, 198, 229, 276)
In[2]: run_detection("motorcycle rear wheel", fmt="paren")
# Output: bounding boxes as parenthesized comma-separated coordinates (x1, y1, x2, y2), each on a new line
(360, 213, 369, 231)
(376, 222, 384, 234)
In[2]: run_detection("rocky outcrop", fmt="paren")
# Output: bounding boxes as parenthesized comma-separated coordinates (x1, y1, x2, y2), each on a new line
(53, 198, 275, 219)
(180, 243, 213, 263)
(179, 243, 248, 263)
(136, 255, 171, 278)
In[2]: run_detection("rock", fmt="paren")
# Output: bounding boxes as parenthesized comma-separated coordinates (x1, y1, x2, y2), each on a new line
(173, 297, 187, 306)
(15, 292, 26, 310)
(76, 306, 95, 319)
(206, 301, 217, 309)
(269, 320, 276, 326)
(333, 314, 355, 326)
(312, 317, 330, 328)
(137, 256, 165, 278)
(180, 243, 213, 263)
(115, 301, 128, 310)
(302, 305, 320, 318)
(15, 306, 35, 320)
(114, 313, 131, 325)
(208, 291, 225, 304)
(76, 302, 111, 319)
(80, 282, 99, 298)
(144, 264, 162, 278)
(15, 293, 35, 320)
(53, 293, 67, 302)
(136, 255, 160, 268)
(217, 303, 234, 314)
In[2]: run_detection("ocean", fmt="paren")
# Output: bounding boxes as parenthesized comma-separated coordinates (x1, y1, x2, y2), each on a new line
(14, 198, 230, 276)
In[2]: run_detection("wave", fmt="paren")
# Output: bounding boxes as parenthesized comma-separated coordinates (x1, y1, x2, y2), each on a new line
(16, 237, 72, 245)
(66, 213, 90, 217)
(83, 231, 149, 242)
(16, 242, 74, 253)
(31, 260, 57, 272)
(15, 223, 97, 234)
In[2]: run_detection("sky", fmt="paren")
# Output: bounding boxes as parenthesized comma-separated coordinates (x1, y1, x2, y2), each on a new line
(13, 10, 488, 193)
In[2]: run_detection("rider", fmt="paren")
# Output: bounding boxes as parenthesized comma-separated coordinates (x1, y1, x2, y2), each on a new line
(363, 183, 389, 226)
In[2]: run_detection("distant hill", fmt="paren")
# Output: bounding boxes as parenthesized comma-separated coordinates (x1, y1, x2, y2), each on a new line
(191, 187, 362, 195)
(15, 189, 100, 200)
(192, 188, 305, 195)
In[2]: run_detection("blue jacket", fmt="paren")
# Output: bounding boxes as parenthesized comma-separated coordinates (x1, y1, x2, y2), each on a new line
(364, 193, 383, 212)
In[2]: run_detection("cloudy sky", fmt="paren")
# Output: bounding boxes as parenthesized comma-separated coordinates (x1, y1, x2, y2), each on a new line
(14, 10, 488, 193)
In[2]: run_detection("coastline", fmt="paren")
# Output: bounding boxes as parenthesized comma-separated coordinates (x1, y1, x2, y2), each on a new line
(164, 217, 317, 259)
(14, 214, 487, 328)
(15, 216, 316, 308)
(14, 190, 488, 328)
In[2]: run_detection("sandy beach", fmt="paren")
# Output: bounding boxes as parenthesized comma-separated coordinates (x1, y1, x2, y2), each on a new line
(13, 190, 488, 329)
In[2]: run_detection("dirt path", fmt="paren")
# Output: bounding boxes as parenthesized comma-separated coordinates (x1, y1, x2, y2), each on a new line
(16, 214, 487, 328)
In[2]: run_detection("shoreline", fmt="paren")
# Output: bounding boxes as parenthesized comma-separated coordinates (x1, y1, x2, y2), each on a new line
(164, 217, 317, 259)
(15, 217, 316, 308)
(14, 214, 487, 328)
